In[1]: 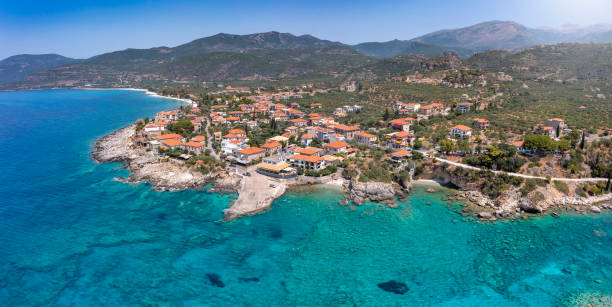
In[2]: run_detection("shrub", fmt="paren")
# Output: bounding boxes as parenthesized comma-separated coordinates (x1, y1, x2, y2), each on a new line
(553, 181, 569, 195)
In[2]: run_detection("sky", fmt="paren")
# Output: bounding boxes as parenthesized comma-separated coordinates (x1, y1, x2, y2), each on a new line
(1, 0, 612, 59)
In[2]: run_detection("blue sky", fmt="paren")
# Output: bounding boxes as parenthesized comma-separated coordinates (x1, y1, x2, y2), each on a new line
(1, 0, 612, 59)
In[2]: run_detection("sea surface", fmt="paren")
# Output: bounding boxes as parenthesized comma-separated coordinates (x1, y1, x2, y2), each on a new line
(0, 89, 610, 306)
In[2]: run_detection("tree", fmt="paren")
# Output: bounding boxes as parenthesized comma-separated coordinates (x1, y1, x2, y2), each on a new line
(167, 120, 194, 137)
(556, 125, 560, 138)
(580, 131, 586, 150)
(457, 139, 472, 153)
(440, 140, 456, 154)
(523, 134, 555, 152)
(556, 139, 571, 152)
(383, 108, 390, 121)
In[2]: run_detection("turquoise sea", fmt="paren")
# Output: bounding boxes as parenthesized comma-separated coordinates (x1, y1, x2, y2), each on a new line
(0, 89, 610, 306)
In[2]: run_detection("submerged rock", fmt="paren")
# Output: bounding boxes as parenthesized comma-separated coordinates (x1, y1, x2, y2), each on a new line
(377, 280, 409, 294)
(238, 277, 259, 283)
(206, 273, 225, 288)
(590, 206, 601, 214)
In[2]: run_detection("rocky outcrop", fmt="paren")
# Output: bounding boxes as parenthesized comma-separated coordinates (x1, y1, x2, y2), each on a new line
(210, 172, 242, 193)
(92, 125, 216, 191)
(346, 180, 397, 207)
(427, 162, 611, 218)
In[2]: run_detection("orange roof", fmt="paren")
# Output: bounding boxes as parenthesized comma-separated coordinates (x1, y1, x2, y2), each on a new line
(355, 132, 376, 138)
(512, 141, 524, 147)
(451, 125, 472, 131)
(191, 135, 205, 142)
(334, 124, 359, 131)
(543, 126, 554, 131)
(421, 105, 433, 109)
(157, 133, 183, 140)
(184, 141, 204, 147)
(185, 114, 197, 118)
(227, 116, 240, 121)
(473, 118, 489, 123)
(290, 118, 307, 123)
(301, 133, 315, 139)
(229, 129, 245, 134)
(392, 150, 411, 156)
(211, 105, 228, 109)
(162, 139, 183, 147)
(393, 131, 413, 138)
(290, 154, 324, 163)
(325, 141, 349, 149)
(261, 141, 281, 149)
(296, 147, 322, 155)
(237, 147, 265, 155)
(548, 118, 564, 121)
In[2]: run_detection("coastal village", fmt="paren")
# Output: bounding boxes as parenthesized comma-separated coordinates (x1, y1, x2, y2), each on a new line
(100, 78, 612, 221)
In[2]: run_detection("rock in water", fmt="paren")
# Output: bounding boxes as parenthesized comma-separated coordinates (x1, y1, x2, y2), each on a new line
(478, 212, 493, 220)
(206, 273, 225, 288)
(377, 280, 409, 294)
(590, 206, 601, 213)
(346, 180, 397, 207)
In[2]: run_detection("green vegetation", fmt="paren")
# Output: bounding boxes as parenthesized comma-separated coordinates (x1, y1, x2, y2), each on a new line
(553, 181, 569, 195)
(167, 120, 194, 137)
(462, 144, 525, 172)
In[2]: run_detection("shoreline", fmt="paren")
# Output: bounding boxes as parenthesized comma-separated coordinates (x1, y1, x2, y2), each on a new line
(1, 86, 195, 105)
(91, 124, 611, 222)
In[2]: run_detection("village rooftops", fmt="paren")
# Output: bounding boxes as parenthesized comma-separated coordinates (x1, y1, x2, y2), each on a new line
(229, 129, 246, 135)
(261, 141, 282, 149)
(392, 131, 414, 138)
(161, 139, 183, 147)
(473, 118, 489, 123)
(301, 133, 315, 139)
(355, 132, 376, 138)
(237, 147, 265, 155)
(191, 136, 205, 142)
(325, 140, 350, 149)
(295, 147, 323, 155)
(392, 150, 411, 157)
(289, 154, 325, 163)
(184, 141, 204, 147)
(451, 125, 472, 131)
(334, 124, 359, 131)
(157, 133, 184, 140)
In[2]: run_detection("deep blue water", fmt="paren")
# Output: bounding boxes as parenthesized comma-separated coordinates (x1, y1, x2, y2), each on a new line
(0, 89, 610, 306)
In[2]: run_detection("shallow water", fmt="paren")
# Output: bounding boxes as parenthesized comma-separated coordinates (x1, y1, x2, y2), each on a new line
(0, 90, 610, 306)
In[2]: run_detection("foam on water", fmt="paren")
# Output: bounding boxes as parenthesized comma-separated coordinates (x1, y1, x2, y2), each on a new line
(0, 90, 610, 306)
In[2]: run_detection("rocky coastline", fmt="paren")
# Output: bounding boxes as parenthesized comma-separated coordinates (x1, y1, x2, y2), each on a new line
(92, 125, 609, 221)
(92, 125, 218, 191)
(421, 162, 612, 220)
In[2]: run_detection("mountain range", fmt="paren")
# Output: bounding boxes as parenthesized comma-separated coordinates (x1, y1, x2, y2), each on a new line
(2, 20, 612, 88)
(0, 54, 81, 84)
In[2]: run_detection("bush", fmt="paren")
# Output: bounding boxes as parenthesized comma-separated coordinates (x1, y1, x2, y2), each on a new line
(520, 179, 538, 196)
(553, 181, 569, 195)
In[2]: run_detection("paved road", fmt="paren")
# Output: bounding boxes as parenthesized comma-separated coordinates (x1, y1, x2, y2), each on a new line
(204, 119, 220, 160)
(586, 134, 612, 143)
(417, 150, 608, 182)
